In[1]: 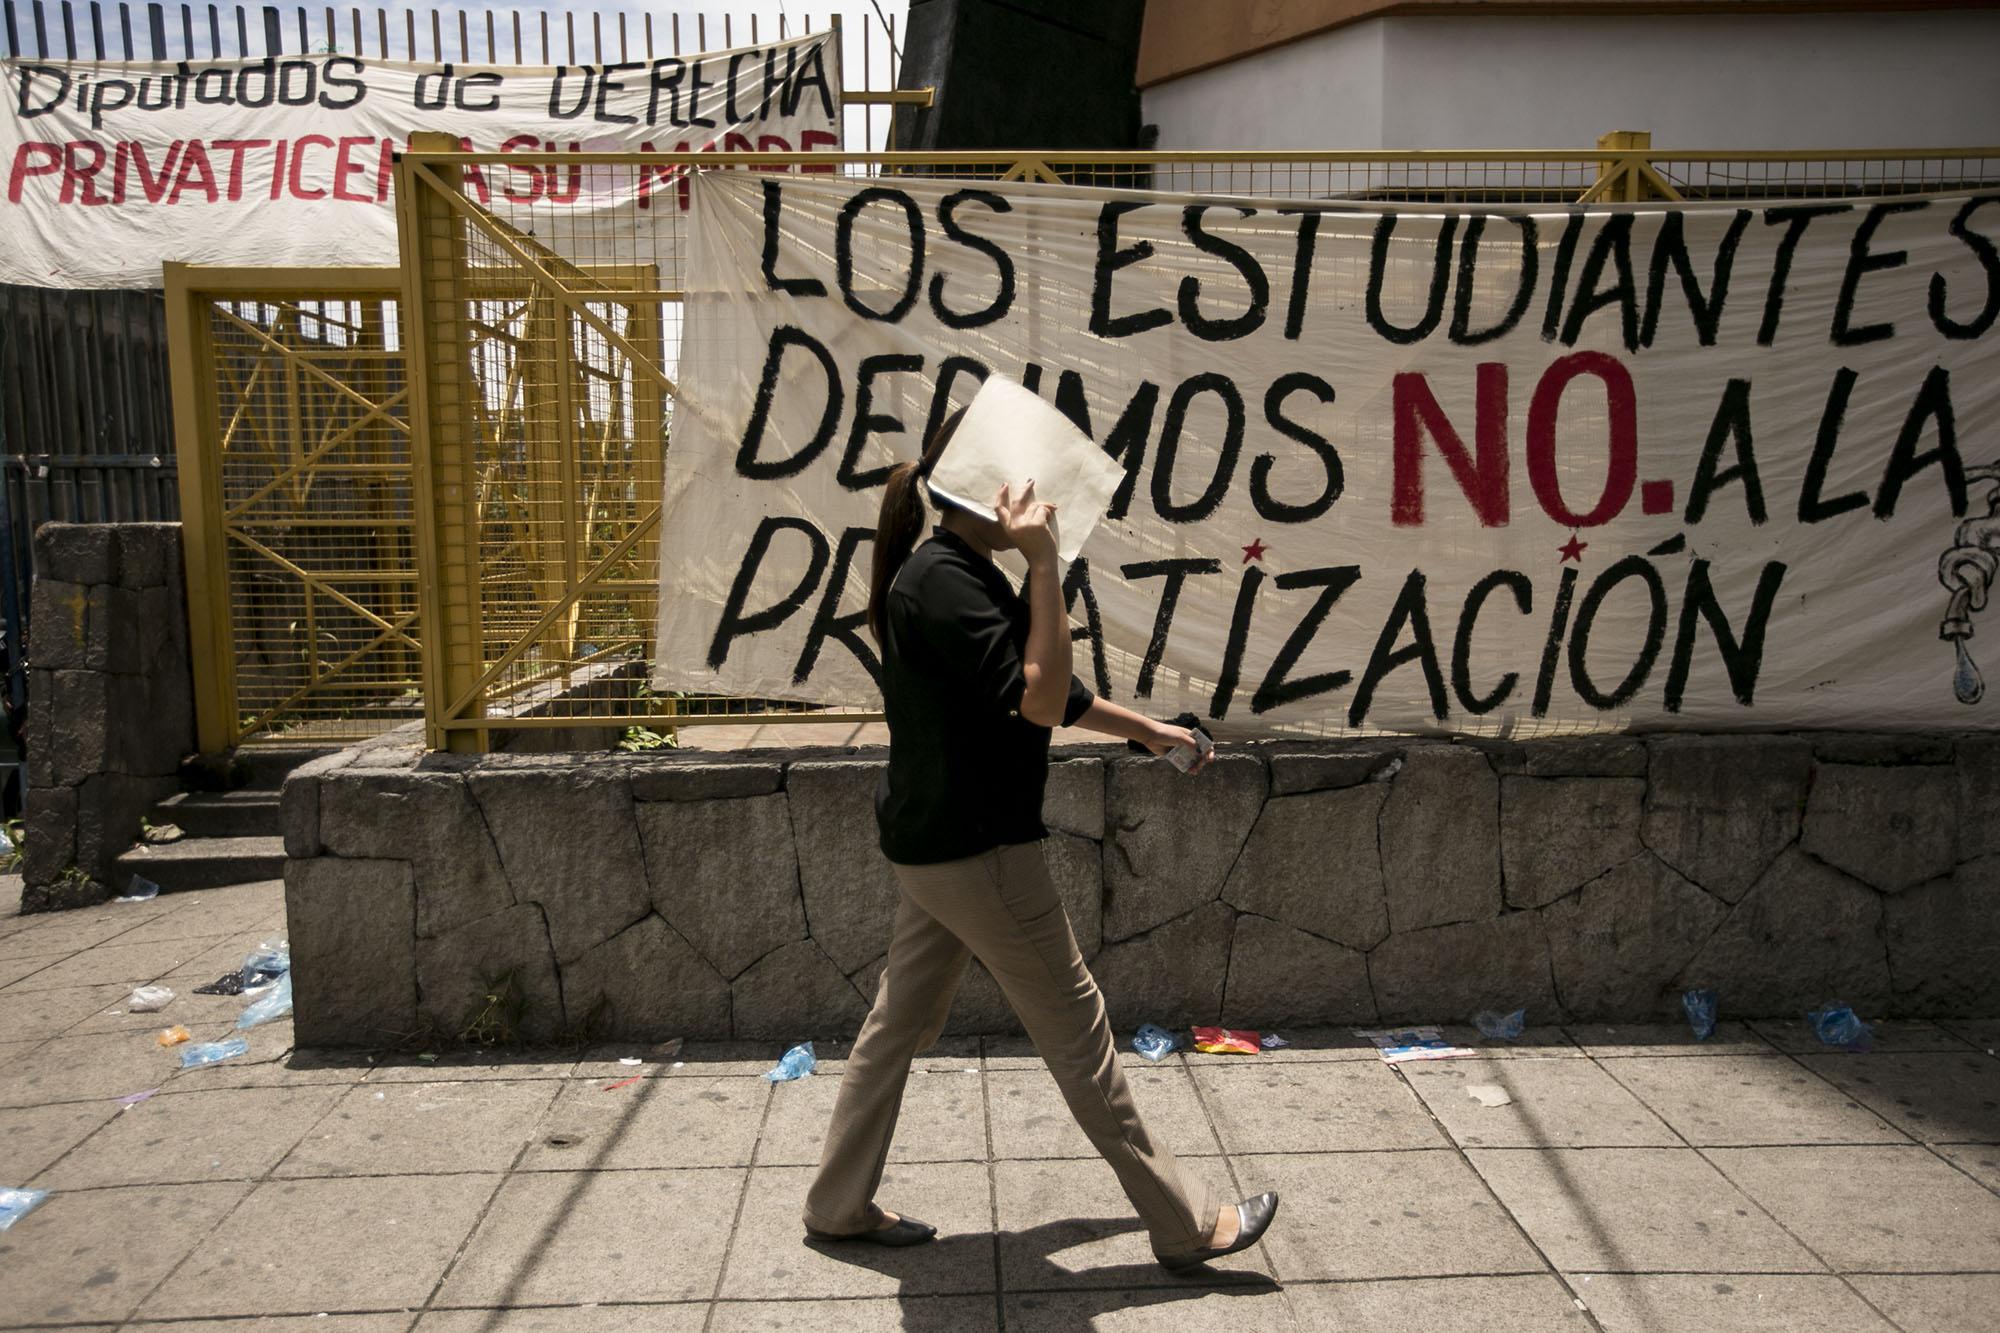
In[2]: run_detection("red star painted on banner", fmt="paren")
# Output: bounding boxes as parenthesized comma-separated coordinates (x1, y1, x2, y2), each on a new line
(1558, 532, 1588, 563)
(1242, 538, 1269, 564)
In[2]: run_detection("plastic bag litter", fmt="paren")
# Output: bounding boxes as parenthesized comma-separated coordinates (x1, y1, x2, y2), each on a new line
(1473, 1008, 1527, 1041)
(1131, 1023, 1182, 1061)
(240, 937, 290, 984)
(179, 1035, 249, 1068)
(1682, 989, 1719, 1041)
(0, 1187, 50, 1231)
(114, 874, 160, 903)
(1191, 1027, 1261, 1054)
(763, 1042, 816, 1082)
(236, 972, 292, 1029)
(193, 971, 247, 996)
(155, 1024, 191, 1047)
(1260, 1033, 1289, 1049)
(126, 985, 175, 1013)
(1807, 1002, 1872, 1050)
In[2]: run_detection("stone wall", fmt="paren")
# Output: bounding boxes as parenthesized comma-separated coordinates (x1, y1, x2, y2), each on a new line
(19, 524, 195, 912)
(283, 730, 2000, 1046)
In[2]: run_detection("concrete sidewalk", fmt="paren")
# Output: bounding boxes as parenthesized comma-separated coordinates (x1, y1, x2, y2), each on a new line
(2, 881, 1997, 1331)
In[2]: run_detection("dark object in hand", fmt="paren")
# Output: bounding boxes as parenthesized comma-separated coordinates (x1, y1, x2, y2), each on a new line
(1128, 712, 1205, 754)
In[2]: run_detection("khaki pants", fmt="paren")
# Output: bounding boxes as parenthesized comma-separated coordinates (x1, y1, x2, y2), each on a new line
(802, 840, 1219, 1258)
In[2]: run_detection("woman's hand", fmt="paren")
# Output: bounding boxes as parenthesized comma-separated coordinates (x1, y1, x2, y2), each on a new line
(1143, 720, 1214, 774)
(994, 479, 1059, 569)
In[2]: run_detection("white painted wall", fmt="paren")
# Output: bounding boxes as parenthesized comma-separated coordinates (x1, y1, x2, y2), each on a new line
(1144, 13, 2000, 150)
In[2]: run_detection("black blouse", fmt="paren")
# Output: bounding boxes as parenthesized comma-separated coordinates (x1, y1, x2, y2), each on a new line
(875, 527, 1096, 865)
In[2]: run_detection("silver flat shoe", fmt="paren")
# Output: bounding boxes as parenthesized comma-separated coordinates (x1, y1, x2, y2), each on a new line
(1157, 1192, 1279, 1272)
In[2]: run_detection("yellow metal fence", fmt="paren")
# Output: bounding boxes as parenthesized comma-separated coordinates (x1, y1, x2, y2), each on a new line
(185, 141, 2000, 750)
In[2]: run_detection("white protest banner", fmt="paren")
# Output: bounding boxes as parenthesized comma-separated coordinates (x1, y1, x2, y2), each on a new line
(1, 31, 838, 287)
(656, 171, 2000, 737)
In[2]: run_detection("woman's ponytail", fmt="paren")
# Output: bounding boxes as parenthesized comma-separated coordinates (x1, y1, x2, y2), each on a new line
(868, 405, 968, 643)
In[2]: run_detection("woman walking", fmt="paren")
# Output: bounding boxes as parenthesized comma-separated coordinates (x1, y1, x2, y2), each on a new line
(801, 412, 1278, 1272)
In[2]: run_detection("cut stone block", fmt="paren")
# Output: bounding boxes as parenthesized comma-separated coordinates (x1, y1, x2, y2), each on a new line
(1044, 831, 1104, 960)
(1521, 738, 1649, 777)
(20, 785, 77, 885)
(1676, 847, 1891, 1015)
(319, 772, 514, 939)
(1802, 763, 1956, 893)
(629, 760, 784, 802)
(1369, 911, 1556, 1023)
(1221, 786, 1389, 949)
(1042, 757, 1105, 840)
(1222, 913, 1376, 1026)
(1089, 900, 1233, 1029)
(1957, 736, 2000, 862)
(635, 792, 807, 978)
(1643, 735, 1810, 902)
(1102, 754, 1265, 941)
(730, 937, 868, 1039)
(414, 902, 565, 1043)
(1501, 776, 1647, 910)
(1886, 856, 2000, 1015)
(286, 857, 418, 1046)
(1268, 746, 1402, 795)
(787, 760, 901, 975)
(559, 913, 731, 1041)
(1543, 854, 1728, 1020)
(1380, 745, 1501, 932)
(27, 579, 88, 670)
(468, 768, 649, 963)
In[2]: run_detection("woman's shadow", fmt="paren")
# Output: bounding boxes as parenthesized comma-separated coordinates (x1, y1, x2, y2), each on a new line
(804, 1215, 1279, 1329)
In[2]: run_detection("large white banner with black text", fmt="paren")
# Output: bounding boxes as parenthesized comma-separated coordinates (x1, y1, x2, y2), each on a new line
(656, 171, 2000, 736)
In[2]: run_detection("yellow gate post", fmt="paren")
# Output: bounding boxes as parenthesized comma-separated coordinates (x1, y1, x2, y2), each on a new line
(397, 132, 489, 753)
(164, 262, 237, 754)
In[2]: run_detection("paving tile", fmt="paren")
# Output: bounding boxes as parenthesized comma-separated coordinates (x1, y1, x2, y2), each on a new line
(1566, 1022, 1775, 1058)
(515, 1074, 765, 1171)
(992, 1156, 1261, 1290)
(570, 1038, 775, 1080)
(1286, 1275, 1588, 1331)
(1938, 1142, 2000, 1191)
(1007, 1288, 1294, 1329)
(1468, 1146, 1821, 1273)
(1, 1096, 119, 1180)
(761, 1066, 984, 1166)
(2, 933, 239, 993)
(1569, 1273, 1892, 1332)
(172, 1026, 374, 1091)
(1428, 1026, 1587, 1057)
(1605, 1055, 1905, 1146)
(1938, 1020, 1999, 1054)
(139, 1173, 499, 1318)
(138, 1316, 415, 1332)
(984, 1034, 1161, 1070)
(0, 1181, 250, 1324)
(1749, 1019, 1977, 1055)
(279, 1078, 560, 1176)
(714, 1296, 996, 1330)
(808, 1034, 987, 1074)
(1192, 1026, 1382, 1063)
(0, 949, 70, 988)
(66, 983, 257, 1035)
(722, 1162, 993, 1298)
(0, 981, 138, 1041)
(438, 1168, 741, 1306)
(0, 1025, 231, 1107)
(1403, 1057, 1679, 1148)
(1193, 1061, 1443, 1153)
(159, 930, 296, 986)
(366, 1049, 582, 1082)
(105, 888, 289, 946)
(1242, 1149, 1542, 1281)
(1708, 1145, 2000, 1272)
(1848, 1275, 2000, 1333)
(987, 1064, 1219, 1161)
(1797, 1052, 2000, 1143)
(38, 1084, 344, 1187)
(0, 905, 171, 959)
(419, 1305, 704, 1331)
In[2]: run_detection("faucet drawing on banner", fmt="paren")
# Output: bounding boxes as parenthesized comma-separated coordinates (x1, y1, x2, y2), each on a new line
(1941, 463, 2000, 704)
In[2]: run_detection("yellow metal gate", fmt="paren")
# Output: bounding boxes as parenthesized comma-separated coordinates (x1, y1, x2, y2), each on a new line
(167, 266, 421, 749)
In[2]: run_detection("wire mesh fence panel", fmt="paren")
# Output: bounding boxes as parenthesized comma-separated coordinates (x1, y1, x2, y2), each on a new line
(197, 286, 420, 743)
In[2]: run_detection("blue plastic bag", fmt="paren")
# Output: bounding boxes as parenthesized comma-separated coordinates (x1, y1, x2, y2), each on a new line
(239, 937, 289, 987)
(1807, 1002, 1872, 1050)
(1473, 1008, 1527, 1041)
(179, 1035, 249, 1068)
(0, 1187, 50, 1231)
(237, 972, 293, 1029)
(763, 1041, 816, 1082)
(1682, 989, 1719, 1041)
(1132, 1023, 1182, 1061)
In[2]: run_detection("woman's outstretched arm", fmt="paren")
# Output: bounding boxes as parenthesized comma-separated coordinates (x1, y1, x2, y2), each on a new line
(1071, 697, 1216, 774)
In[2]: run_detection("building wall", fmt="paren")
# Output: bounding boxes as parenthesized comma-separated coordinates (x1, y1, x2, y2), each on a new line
(1143, 14, 2000, 150)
